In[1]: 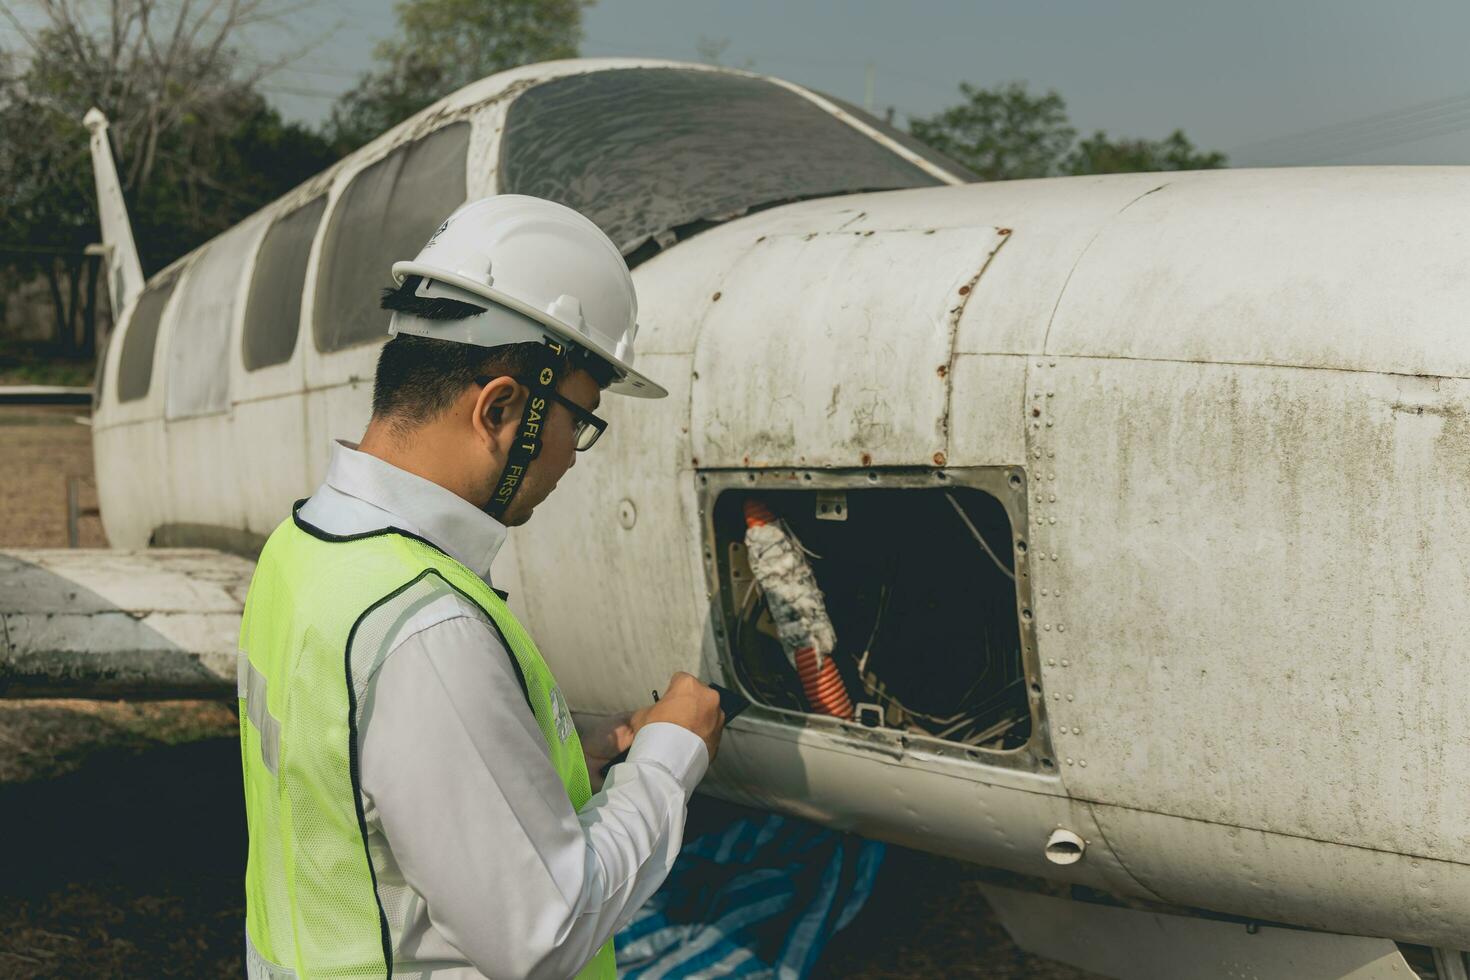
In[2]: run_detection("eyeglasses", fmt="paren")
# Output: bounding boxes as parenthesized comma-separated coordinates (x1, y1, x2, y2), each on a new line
(475, 377, 608, 451)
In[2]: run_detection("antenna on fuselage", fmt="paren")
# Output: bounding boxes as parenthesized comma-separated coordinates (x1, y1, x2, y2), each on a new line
(82, 108, 145, 316)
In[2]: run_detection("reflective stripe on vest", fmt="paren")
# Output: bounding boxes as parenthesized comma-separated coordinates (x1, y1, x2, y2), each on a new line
(238, 651, 280, 775)
(237, 507, 616, 979)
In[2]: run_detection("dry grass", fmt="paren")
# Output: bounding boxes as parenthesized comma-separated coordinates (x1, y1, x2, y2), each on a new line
(1, 405, 242, 978)
(0, 405, 106, 549)
(0, 699, 237, 784)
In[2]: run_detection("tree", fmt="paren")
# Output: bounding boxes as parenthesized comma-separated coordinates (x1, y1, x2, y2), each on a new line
(1064, 128, 1227, 175)
(908, 82, 1075, 181)
(0, 1, 338, 356)
(908, 81, 1227, 180)
(327, 0, 591, 152)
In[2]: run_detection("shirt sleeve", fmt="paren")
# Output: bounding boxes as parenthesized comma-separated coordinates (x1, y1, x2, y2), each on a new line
(359, 610, 708, 980)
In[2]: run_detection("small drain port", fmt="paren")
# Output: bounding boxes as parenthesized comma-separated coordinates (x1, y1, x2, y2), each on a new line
(712, 478, 1031, 752)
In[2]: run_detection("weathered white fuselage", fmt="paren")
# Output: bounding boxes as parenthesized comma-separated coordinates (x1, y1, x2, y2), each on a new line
(89, 58, 1470, 954)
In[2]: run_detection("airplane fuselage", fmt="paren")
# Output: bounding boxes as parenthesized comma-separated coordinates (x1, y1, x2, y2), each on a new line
(86, 58, 1470, 960)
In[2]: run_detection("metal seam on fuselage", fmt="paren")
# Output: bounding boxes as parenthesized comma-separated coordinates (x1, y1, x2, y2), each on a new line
(1081, 800, 1170, 903)
(938, 230, 1014, 456)
(1039, 182, 1171, 357)
(1080, 794, 1470, 871)
(99, 341, 1466, 438)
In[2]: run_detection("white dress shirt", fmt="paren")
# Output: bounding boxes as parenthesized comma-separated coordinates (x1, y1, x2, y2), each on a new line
(295, 441, 708, 980)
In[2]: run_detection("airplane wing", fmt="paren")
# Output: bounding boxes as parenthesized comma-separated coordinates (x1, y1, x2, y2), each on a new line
(0, 549, 250, 699)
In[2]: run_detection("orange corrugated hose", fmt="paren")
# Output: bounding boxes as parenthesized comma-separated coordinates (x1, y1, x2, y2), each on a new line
(743, 499, 853, 720)
(742, 499, 775, 527)
(794, 646, 854, 719)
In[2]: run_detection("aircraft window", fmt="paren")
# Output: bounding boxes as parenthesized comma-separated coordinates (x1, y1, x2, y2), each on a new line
(116, 270, 180, 403)
(243, 195, 327, 371)
(166, 220, 257, 419)
(314, 122, 470, 353)
(500, 68, 951, 261)
(712, 482, 1032, 755)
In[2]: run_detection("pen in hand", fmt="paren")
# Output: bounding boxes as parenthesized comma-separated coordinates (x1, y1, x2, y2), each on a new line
(598, 683, 747, 779)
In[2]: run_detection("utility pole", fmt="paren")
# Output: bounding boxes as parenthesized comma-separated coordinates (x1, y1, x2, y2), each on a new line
(864, 62, 875, 113)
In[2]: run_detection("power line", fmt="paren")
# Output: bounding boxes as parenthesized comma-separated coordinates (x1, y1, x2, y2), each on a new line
(1232, 91, 1470, 164)
(1260, 110, 1470, 164)
(1234, 90, 1470, 154)
(277, 63, 362, 79)
(259, 82, 340, 99)
(1307, 111, 1470, 162)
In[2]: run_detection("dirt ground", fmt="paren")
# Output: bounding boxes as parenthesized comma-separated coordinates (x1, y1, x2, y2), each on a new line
(0, 403, 1097, 978)
(0, 699, 245, 977)
(0, 404, 107, 548)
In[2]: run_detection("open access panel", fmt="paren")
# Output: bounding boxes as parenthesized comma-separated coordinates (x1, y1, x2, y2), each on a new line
(699, 467, 1054, 773)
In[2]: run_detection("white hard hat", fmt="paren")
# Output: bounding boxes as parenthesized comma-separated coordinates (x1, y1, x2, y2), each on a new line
(390, 195, 666, 398)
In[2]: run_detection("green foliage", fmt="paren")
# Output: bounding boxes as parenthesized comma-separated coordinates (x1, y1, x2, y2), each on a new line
(0, 55, 95, 278)
(123, 92, 338, 274)
(909, 82, 1227, 180)
(0, 28, 337, 277)
(909, 82, 1075, 181)
(0, 18, 337, 356)
(1065, 129, 1227, 175)
(327, 0, 591, 152)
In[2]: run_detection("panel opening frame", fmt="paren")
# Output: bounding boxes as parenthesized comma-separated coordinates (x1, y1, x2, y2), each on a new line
(697, 465, 1055, 774)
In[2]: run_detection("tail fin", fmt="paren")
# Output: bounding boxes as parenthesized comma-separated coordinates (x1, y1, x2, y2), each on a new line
(82, 108, 144, 313)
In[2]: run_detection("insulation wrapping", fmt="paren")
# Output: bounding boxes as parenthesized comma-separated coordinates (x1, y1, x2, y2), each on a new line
(743, 500, 852, 719)
(743, 509, 837, 666)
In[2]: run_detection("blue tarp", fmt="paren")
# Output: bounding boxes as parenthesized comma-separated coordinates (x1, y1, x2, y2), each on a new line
(614, 811, 885, 979)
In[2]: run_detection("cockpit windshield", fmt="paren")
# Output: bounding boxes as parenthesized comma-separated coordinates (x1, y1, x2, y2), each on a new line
(499, 68, 967, 264)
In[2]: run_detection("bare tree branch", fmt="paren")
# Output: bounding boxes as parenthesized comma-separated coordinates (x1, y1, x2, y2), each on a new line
(0, 3, 43, 53)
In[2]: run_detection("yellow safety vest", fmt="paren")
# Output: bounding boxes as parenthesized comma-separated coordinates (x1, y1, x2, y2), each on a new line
(237, 505, 615, 979)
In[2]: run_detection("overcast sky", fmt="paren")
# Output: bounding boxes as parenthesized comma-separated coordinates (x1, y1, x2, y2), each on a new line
(259, 0, 1470, 168)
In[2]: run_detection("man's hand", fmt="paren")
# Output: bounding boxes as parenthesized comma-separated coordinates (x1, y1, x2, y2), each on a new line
(575, 713, 635, 793)
(631, 672, 725, 763)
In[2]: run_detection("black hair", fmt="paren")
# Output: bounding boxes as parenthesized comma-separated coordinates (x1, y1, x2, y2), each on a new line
(372, 277, 617, 427)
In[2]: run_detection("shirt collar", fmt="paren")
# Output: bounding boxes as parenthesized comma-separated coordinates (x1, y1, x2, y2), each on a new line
(322, 440, 507, 581)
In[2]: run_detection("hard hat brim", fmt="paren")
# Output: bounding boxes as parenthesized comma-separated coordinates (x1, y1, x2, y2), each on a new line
(393, 261, 667, 399)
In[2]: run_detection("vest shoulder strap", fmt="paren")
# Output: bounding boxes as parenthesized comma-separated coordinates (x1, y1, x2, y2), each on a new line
(286, 502, 532, 709)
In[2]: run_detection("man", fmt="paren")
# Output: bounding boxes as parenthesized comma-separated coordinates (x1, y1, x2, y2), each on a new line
(237, 195, 725, 980)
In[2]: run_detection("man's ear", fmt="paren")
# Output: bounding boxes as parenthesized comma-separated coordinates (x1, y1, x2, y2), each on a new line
(472, 376, 526, 449)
